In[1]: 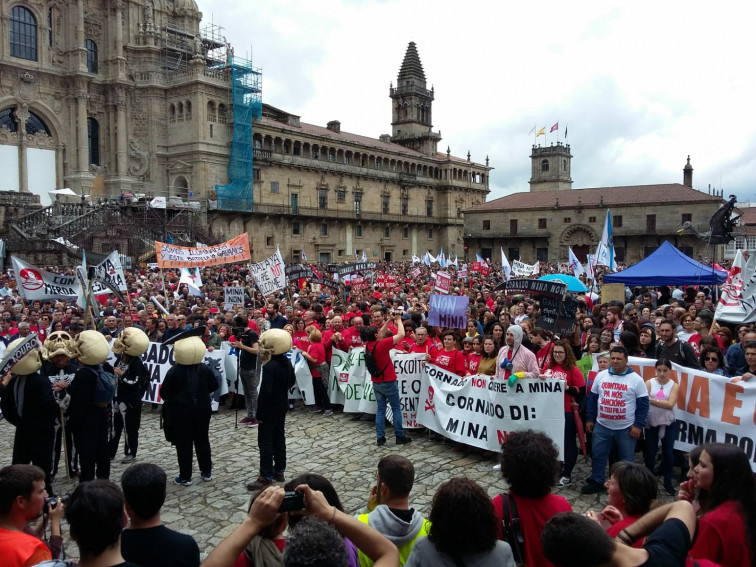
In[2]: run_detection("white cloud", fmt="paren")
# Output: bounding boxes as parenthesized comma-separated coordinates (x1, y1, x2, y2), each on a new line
(196, 0, 756, 201)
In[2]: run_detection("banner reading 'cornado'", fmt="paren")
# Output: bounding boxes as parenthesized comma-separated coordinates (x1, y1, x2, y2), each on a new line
(155, 233, 251, 268)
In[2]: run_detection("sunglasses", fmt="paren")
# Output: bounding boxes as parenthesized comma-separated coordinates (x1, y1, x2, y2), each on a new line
(704, 357, 719, 362)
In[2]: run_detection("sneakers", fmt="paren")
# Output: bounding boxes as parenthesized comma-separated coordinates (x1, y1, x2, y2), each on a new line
(246, 476, 274, 491)
(246, 419, 260, 428)
(273, 472, 285, 482)
(239, 416, 255, 425)
(174, 476, 192, 487)
(557, 476, 572, 487)
(201, 472, 213, 482)
(121, 455, 135, 464)
(377, 436, 387, 446)
(581, 478, 606, 495)
(309, 406, 322, 414)
(396, 435, 413, 445)
(322, 409, 334, 416)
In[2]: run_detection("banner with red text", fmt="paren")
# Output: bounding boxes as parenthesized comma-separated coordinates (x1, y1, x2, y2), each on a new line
(155, 233, 251, 268)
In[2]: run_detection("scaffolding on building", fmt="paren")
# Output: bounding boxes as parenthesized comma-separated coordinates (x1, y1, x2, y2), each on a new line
(214, 55, 262, 212)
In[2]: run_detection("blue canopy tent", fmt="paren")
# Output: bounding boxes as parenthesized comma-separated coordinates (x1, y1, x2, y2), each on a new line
(602, 241, 727, 286)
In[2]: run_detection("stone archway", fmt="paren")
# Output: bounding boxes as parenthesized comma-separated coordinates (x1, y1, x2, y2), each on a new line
(560, 224, 598, 262)
(173, 175, 189, 199)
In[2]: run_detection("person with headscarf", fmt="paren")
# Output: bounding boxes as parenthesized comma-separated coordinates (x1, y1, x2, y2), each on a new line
(160, 327, 217, 486)
(495, 325, 539, 382)
(246, 328, 296, 492)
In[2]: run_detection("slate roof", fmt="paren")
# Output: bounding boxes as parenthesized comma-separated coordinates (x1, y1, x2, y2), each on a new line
(398, 42, 426, 83)
(465, 184, 722, 212)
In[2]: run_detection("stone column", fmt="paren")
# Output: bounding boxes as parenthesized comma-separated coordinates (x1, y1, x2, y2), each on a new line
(115, 90, 127, 176)
(16, 107, 29, 193)
(56, 144, 65, 187)
(76, 91, 89, 172)
(77, 0, 86, 71)
(113, 0, 124, 59)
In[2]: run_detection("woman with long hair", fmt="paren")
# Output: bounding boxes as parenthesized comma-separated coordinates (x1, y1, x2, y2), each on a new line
(577, 333, 601, 378)
(406, 477, 515, 566)
(467, 335, 483, 375)
(477, 336, 498, 377)
(541, 340, 586, 487)
(490, 323, 505, 352)
(639, 324, 658, 358)
(643, 358, 679, 495)
(429, 330, 466, 377)
(689, 443, 756, 567)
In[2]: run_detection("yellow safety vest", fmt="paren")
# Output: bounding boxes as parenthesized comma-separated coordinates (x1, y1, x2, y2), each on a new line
(357, 513, 431, 567)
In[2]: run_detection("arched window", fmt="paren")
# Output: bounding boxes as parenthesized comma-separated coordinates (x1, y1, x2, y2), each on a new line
(541, 159, 549, 172)
(207, 101, 216, 123)
(87, 117, 100, 166)
(85, 39, 98, 73)
(185, 100, 192, 120)
(218, 104, 227, 123)
(169, 104, 176, 123)
(0, 108, 18, 132)
(10, 6, 38, 61)
(26, 111, 50, 136)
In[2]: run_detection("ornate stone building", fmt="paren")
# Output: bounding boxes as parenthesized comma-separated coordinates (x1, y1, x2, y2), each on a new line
(0, 1, 490, 264)
(464, 149, 725, 264)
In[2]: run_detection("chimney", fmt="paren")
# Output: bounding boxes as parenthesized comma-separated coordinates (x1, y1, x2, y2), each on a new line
(683, 155, 693, 187)
(327, 120, 341, 133)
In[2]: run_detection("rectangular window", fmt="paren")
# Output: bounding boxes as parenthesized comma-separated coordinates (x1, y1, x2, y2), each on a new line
(679, 246, 693, 258)
(382, 195, 390, 214)
(292, 222, 300, 236)
(402, 227, 409, 239)
(538, 218, 547, 229)
(646, 214, 656, 233)
(354, 193, 362, 215)
(644, 246, 658, 258)
(321, 223, 328, 236)
(483, 220, 491, 230)
(356, 225, 363, 237)
(384, 226, 390, 238)
(508, 247, 519, 261)
(401, 197, 408, 215)
(563, 217, 571, 223)
(338, 249, 345, 257)
(510, 219, 518, 236)
(426, 199, 433, 218)
(614, 215, 623, 227)
(748, 236, 756, 250)
(270, 181, 279, 194)
(292, 250, 301, 263)
(588, 216, 596, 223)
(318, 188, 328, 209)
(682, 213, 692, 223)
(337, 190, 346, 202)
(253, 168, 261, 181)
(428, 228, 434, 239)
(265, 236, 273, 247)
(290, 194, 298, 214)
(615, 247, 626, 262)
(403, 249, 409, 256)
(537, 248, 549, 262)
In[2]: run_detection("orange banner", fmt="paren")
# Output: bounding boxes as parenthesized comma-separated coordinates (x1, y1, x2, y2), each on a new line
(155, 234, 251, 268)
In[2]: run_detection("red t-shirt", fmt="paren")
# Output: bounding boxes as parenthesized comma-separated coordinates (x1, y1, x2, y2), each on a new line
(433, 348, 467, 376)
(407, 342, 436, 356)
(492, 493, 572, 567)
(341, 326, 363, 349)
(467, 352, 482, 375)
(536, 343, 554, 370)
(607, 514, 644, 548)
(687, 333, 724, 356)
(0, 527, 52, 567)
(690, 500, 751, 567)
(543, 363, 586, 412)
(366, 336, 397, 383)
(294, 330, 310, 349)
(307, 342, 326, 377)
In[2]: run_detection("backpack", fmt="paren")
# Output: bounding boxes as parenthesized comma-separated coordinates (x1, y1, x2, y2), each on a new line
(500, 493, 526, 566)
(364, 342, 389, 379)
(90, 364, 117, 405)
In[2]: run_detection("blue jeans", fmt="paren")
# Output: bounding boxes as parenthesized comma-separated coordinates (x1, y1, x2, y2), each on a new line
(644, 421, 678, 486)
(590, 422, 637, 483)
(372, 380, 404, 440)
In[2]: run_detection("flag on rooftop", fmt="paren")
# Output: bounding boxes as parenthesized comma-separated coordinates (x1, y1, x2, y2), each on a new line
(550, 122, 558, 133)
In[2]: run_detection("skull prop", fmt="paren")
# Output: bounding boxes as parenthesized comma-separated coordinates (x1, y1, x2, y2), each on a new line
(7, 337, 42, 375)
(112, 327, 149, 357)
(173, 336, 206, 365)
(257, 328, 292, 365)
(42, 330, 75, 361)
(74, 330, 110, 366)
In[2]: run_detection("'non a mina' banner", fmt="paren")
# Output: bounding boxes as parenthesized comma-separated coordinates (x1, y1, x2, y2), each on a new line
(155, 233, 251, 268)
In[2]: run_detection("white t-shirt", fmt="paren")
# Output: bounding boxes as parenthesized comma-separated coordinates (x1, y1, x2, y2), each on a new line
(591, 368, 648, 430)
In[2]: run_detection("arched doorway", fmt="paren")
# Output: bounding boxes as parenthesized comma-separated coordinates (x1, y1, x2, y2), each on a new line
(173, 176, 189, 200)
(560, 224, 598, 263)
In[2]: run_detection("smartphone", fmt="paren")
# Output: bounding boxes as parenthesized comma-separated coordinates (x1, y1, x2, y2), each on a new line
(277, 491, 305, 512)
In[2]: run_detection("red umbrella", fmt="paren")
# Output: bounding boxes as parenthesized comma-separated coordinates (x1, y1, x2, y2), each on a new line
(571, 398, 587, 457)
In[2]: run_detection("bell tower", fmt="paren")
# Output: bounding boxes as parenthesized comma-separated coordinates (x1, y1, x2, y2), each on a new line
(529, 143, 573, 192)
(389, 42, 441, 156)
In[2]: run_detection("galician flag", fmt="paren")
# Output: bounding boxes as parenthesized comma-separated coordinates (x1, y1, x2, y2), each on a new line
(301, 250, 308, 263)
(595, 210, 616, 271)
(361, 250, 367, 262)
(180, 268, 203, 296)
(568, 247, 585, 277)
(500, 248, 511, 281)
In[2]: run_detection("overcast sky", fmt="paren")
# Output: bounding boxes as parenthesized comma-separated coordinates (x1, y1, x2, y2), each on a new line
(195, 0, 755, 203)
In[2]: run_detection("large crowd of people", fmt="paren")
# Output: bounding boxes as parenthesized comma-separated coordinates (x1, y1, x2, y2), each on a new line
(0, 258, 754, 566)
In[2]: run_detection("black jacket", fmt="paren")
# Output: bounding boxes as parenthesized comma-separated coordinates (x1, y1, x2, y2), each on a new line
(115, 356, 150, 404)
(160, 364, 216, 417)
(258, 354, 295, 422)
(1, 371, 59, 432)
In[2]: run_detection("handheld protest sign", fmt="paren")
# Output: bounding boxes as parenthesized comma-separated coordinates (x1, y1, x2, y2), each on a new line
(0, 335, 41, 377)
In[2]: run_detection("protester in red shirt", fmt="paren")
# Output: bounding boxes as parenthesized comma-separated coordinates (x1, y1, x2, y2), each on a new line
(530, 327, 554, 370)
(466, 336, 483, 375)
(321, 315, 346, 362)
(340, 316, 364, 350)
(407, 326, 437, 357)
(429, 331, 467, 377)
(301, 327, 332, 416)
(291, 318, 310, 350)
(361, 313, 411, 446)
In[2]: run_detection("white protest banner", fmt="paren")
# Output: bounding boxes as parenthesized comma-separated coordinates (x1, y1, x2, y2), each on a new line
(386, 352, 425, 429)
(155, 233, 251, 268)
(12, 256, 82, 301)
(428, 294, 468, 329)
(434, 271, 451, 294)
(93, 250, 128, 292)
(224, 286, 245, 306)
(626, 357, 756, 471)
(417, 364, 565, 456)
(250, 249, 286, 296)
(511, 259, 539, 277)
(412, 268, 421, 278)
(288, 348, 316, 404)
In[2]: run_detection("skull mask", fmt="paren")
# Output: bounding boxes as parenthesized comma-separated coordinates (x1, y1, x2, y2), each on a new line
(6, 337, 42, 375)
(42, 330, 75, 361)
(74, 330, 110, 366)
(112, 327, 149, 357)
